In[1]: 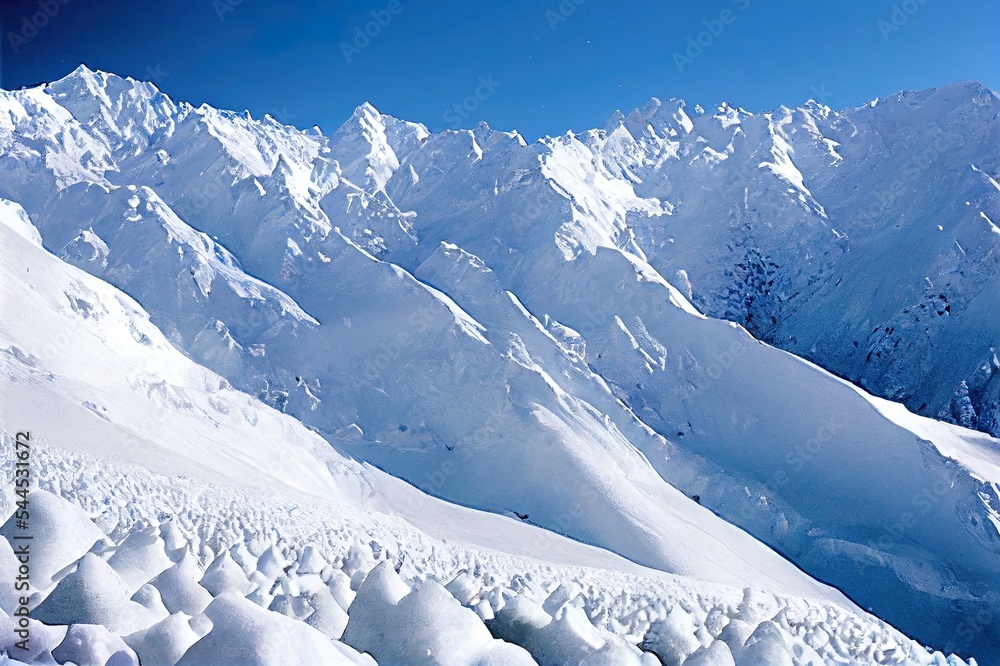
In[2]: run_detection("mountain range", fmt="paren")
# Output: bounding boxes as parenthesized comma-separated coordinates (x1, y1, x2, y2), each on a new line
(1, 65, 999, 664)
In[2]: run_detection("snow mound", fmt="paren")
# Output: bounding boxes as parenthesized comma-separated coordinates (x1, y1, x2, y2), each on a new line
(52, 624, 139, 666)
(107, 524, 175, 594)
(488, 595, 653, 665)
(199, 551, 252, 597)
(0, 490, 105, 589)
(148, 552, 213, 616)
(32, 553, 162, 635)
(343, 562, 535, 665)
(124, 613, 206, 666)
(177, 593, 372, 666)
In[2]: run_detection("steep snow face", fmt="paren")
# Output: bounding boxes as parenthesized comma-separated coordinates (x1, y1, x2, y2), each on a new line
(329, 102, 402, 193)
(2, 207, 955, 666)
(0, 84, 115, 199)
(611, 82, 1000, 440)
(539, 133, 665, 261)
(0, 199, 848, 601)
(4, 68, 1000, 661)
(45, 65, 186, 156)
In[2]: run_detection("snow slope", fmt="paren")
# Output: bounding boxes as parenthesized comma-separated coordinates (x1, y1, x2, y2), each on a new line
(2, 66, 1000, 661)
(0, 203, 954, 666)
(591, 85, 1000, 439)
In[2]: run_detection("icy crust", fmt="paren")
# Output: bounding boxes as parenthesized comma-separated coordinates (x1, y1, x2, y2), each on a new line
(0, 476, 973, 666)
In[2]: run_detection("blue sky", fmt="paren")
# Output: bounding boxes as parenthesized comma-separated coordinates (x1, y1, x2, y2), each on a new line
(2, 0, 997, 139)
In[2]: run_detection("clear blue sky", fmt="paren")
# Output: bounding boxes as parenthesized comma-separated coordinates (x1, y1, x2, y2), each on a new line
(1, 0, 997, 139)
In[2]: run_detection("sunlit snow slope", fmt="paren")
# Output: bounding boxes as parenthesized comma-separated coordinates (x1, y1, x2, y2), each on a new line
(0, 203, 953, 666)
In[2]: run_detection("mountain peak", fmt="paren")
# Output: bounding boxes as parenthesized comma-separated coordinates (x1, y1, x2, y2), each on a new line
(352, 101, 381, 119)
(940, 79, 994, 95)
(70, 63, 99, 78)
(625, 96, 694, 135)
(55, 63, 142, 90)
(333, 102, 388, 140)
(48, 63, 168, 104)
(601, 109, 626, 133)
(52, 63, 107, 90)
(4, 65, 1000, 663)
(948, 79, 1000, 103)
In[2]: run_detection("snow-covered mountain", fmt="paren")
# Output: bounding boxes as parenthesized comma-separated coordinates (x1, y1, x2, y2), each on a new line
(0, 201, 942, 666)
(1, 65, 999, 664)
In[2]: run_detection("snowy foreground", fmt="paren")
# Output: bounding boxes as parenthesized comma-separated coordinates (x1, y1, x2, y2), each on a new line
(0, 462, 974, 665)
(1, 67, 1000, 663)
(0, 479, 979, 666)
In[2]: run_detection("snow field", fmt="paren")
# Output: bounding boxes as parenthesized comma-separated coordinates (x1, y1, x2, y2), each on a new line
(0, 450, 974, 666)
